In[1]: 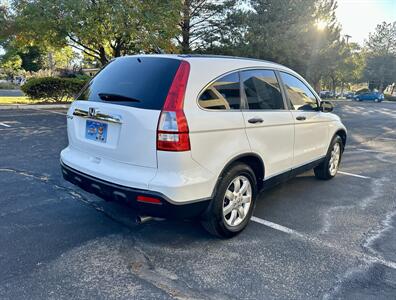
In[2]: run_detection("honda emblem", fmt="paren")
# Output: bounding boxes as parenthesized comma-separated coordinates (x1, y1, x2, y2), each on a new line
(88, 107, 97, 117)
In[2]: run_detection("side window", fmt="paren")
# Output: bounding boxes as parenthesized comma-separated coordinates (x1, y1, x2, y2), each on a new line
(280, 72, 318, 111)
(241, 69, 284, 110)
(198, 72, 241, 110)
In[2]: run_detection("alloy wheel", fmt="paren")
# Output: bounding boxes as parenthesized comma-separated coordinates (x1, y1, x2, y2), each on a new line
(329, 142, 341, 176)
(222, 176, 252, 227)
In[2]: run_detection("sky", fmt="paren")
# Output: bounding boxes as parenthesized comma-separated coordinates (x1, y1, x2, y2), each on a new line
(336, 0, 396, 45)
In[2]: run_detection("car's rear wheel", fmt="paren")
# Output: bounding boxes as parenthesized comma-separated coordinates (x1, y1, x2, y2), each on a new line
(314, 135, 343, 180)
(201, 163, 257, 238)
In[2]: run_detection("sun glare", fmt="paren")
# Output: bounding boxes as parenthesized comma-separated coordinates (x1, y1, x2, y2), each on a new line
(315, 19, 327, 31)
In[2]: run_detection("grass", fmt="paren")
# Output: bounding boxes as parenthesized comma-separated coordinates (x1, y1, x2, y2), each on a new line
(0, 96, 35, 104)
(0, 96, 72, 105)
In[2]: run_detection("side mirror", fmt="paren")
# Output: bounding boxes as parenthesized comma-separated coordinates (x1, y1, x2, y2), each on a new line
(320, 101, 333, 113)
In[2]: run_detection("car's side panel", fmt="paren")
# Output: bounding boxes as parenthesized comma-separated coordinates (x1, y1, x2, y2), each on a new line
(184, 62, 259, 189)
(291, 111, 330, 166)
(242, 110, 295, 178)
(186, 109, 252, 177)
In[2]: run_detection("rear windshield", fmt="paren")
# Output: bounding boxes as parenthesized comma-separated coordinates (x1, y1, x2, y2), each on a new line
(77, 56, 181, 110)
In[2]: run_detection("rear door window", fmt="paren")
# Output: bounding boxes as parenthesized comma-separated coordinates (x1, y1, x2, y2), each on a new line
(241, 69, 284, 110)
(77, 57, 181, 110)
(279, 72, 319, 111)
(198, 72, 241, 110)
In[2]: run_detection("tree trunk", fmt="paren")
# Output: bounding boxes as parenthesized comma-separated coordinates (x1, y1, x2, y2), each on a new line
(331, 76, 336, 98)
(99, 46, 108, 66)
(379, 80, 384, 93)
(340, 82, 344, 97)
(113, 44, 122, 58)
(313, 80, 321, 93)
(181, 0, 191, 53)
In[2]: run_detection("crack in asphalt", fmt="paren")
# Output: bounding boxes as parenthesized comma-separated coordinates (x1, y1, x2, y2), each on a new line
(0, 167, 228, 299)
(320, 205, 355, 234)
(1, 165, 395, 298)
(363, 210, 396, 261)
(0, 167, 125, 225)
(126, 244, 233, 300)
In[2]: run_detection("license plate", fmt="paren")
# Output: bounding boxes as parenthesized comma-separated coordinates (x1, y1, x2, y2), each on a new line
(85, 120, 108, 143)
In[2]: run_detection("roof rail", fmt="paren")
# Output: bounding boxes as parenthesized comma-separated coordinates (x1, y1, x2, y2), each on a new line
(177, 54, 284, 67)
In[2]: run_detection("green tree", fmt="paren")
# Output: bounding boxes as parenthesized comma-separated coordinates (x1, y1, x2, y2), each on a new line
(363, 21, 396, 91)
(18, 45, 45, 72)
(0, 3, 13, 41)
(177, 0, 237, 53)
(334, 42, 364, 93)
(11, 0, 180, 65)
(0, 52, 22, 79)
(205, 0, 342, 91)
(48, 47, 80, 71)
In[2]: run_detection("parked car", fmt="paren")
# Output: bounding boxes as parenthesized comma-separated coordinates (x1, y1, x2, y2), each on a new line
(320, 90, 337, 99)
(60, 54, 347, 237)
(354, 91, 384, 102)
(345, 92, 355, 99)
(320, 91, 331, 99)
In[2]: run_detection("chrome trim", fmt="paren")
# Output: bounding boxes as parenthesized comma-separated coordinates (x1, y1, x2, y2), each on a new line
(72, 108, 122, 124)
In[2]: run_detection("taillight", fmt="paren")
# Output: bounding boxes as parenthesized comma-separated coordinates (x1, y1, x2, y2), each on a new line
(157, 60, 191, 152)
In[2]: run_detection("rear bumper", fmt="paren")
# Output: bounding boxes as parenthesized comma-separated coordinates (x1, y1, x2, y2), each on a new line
(60, 161, 210, 219)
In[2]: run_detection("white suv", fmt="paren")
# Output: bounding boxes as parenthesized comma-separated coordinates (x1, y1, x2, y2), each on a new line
(61, 54, 346, 237)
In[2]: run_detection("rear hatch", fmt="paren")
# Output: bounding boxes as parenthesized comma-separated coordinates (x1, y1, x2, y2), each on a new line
(68, 56, 182, 168)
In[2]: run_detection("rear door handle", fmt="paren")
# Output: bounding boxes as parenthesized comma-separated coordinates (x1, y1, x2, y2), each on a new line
(296, 116, 306, 121)
(248, 117, 264, 124)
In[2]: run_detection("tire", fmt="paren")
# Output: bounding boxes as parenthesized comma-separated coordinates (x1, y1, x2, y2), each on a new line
(201, 163, 257, 238)
(374, 98, 379, 102)
(314, 135, 343, 180)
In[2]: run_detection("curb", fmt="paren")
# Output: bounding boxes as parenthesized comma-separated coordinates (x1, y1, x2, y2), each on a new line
(0, 104, 70, 110)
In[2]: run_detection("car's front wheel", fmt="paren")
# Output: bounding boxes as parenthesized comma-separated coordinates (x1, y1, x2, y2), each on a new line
(201, 163, 257, 238)
(314, 135, 343, 180)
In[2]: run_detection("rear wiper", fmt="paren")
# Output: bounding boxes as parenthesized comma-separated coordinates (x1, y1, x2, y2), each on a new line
(98, 93, 141, 102)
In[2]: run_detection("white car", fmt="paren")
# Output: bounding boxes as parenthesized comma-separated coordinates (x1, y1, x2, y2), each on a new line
(61, 54, 347, 237)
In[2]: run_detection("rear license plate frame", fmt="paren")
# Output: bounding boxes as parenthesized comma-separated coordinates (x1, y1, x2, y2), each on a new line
(85, 120, 108, 143)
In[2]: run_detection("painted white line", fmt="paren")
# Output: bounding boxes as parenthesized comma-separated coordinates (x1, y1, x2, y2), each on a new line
(346, 148, 396, 155)
(0, 122, 11, 128)
(355, 148, 396, 155)
(251, 216, 303, 237)
(378, 137, 396, 141)
(251, 216, 396, 270)
(32, 108, 67, 116)
(338, 171, 371, 179)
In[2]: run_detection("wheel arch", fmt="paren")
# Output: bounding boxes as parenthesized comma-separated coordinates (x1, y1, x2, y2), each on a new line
(212, 153, 265, 197)
(334, 129, 347, 149)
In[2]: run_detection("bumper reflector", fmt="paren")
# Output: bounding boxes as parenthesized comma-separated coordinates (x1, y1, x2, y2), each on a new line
(137, 195, 162, 205)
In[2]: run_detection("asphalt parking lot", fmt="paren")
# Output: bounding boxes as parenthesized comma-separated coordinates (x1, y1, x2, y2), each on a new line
(0, 101, 395, 299)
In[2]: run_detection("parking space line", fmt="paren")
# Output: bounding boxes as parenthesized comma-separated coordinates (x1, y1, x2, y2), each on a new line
(378, 137, 396, 141)
(251, 216, 304, 237)
(346, 148, 396, 155)
(0, 122, 11, 128)
(251, 216, 396, 270)
(32, 108, 67, 116)
(354, 148, 396, 155)
(338, 171, 371, 179)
